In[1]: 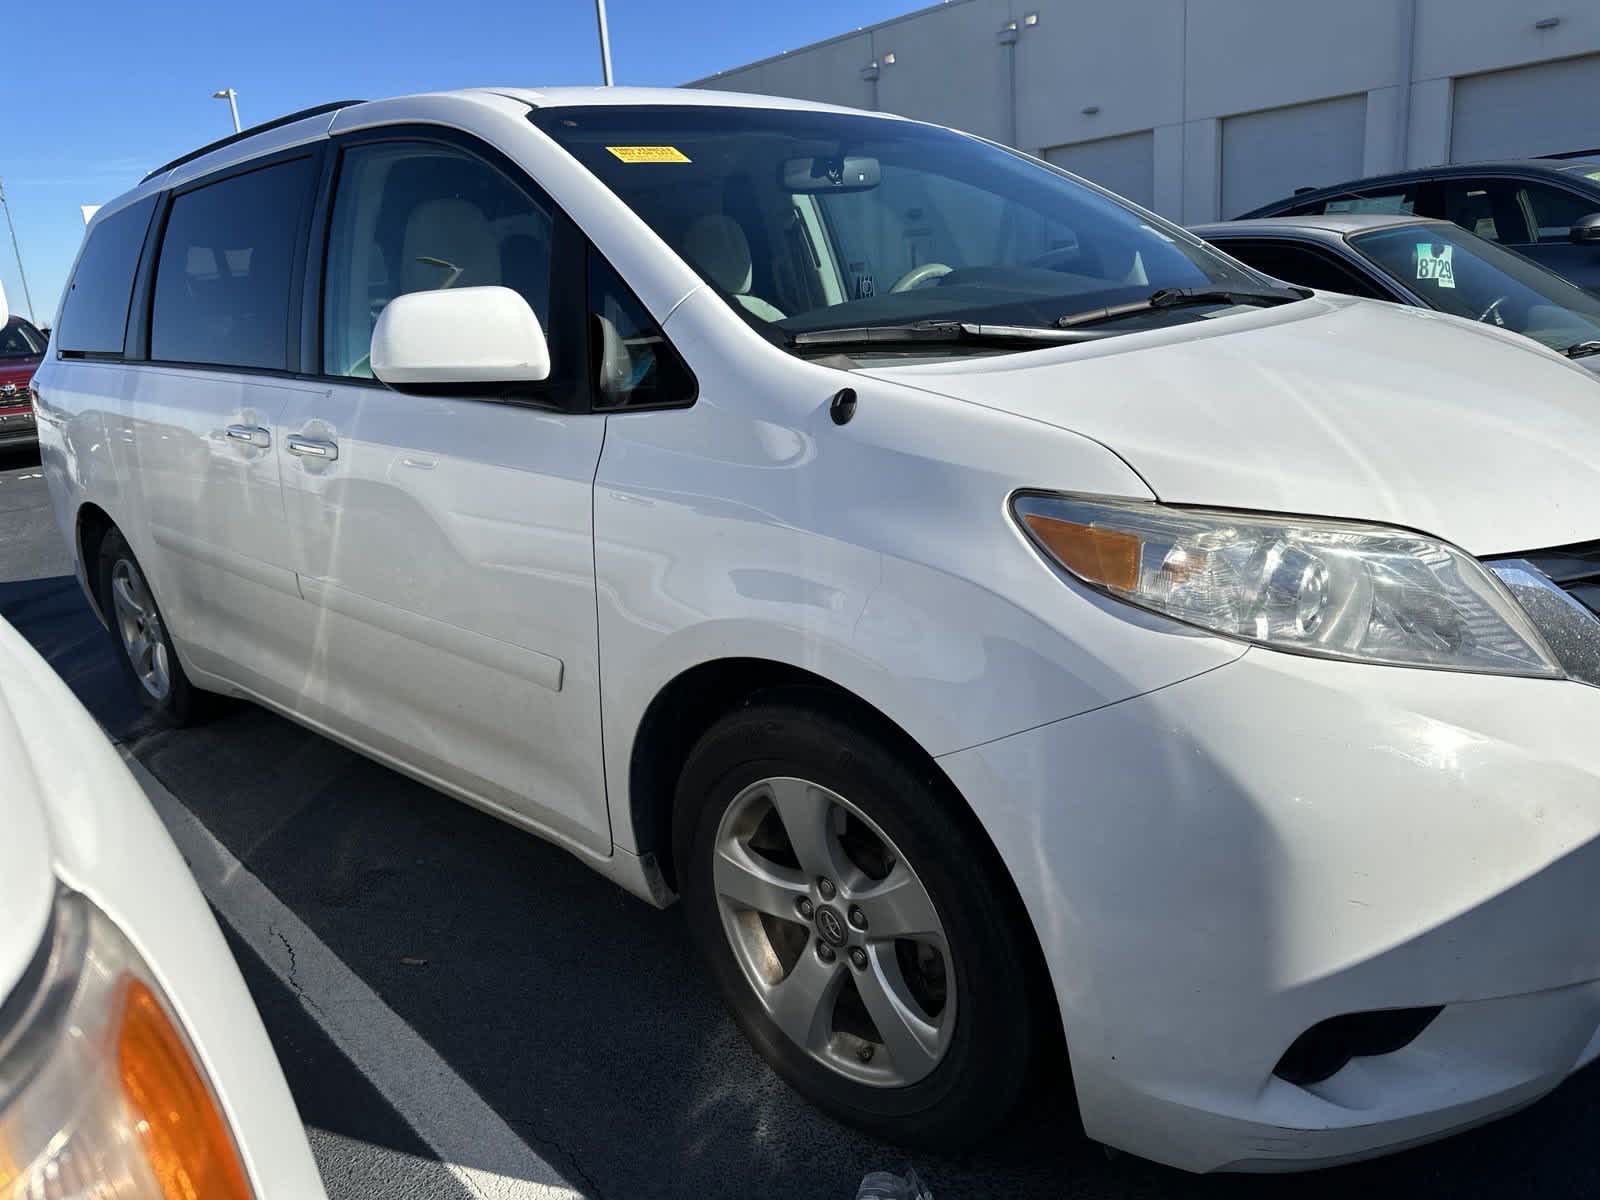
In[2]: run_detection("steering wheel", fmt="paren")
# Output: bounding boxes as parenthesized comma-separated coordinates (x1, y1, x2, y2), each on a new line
(890, 262, 952, 293)
(1478, 295, 1509, 325)
(1025, 246, 1080, 271)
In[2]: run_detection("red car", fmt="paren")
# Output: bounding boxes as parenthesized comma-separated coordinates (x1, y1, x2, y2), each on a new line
(0, 314, 44, 446)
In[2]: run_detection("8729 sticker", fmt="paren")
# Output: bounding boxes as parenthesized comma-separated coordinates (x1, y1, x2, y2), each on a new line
(1416, 243, 1455, 289)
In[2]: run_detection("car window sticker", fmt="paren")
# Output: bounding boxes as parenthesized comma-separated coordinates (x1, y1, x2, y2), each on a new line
(1416, 242, 1455, 289)
(605, 146, 692, 164)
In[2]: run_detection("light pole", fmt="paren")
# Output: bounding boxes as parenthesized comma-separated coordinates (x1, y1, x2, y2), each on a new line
(594, 0, 614, 86)
(212, 88, 241, 134)
(0, 179, 36, 324)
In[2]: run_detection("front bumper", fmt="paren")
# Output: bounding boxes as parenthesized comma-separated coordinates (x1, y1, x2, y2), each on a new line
(939, 647, 1600, 1172)
(0, 404, 36, 444)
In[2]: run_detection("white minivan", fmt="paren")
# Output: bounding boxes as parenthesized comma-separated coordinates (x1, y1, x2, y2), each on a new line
(35, 87, 1600, 1172)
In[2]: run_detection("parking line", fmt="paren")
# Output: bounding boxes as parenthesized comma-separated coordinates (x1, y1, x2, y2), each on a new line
(123, 751, 583, 1200)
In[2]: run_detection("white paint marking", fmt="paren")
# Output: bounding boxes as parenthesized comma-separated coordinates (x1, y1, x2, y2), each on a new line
(123, 752, 583, 1200)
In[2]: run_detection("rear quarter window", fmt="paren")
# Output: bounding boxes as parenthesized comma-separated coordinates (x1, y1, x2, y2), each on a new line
(57, 196, 158, 356)
(0, 318, 44, 358)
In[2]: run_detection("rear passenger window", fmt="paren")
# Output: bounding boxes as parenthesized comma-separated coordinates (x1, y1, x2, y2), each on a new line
(150, 158, 315, 369)
(57, 196, 157, 356)
(1279, 187, 1415, 219)
(1320, 188, 1415, 217)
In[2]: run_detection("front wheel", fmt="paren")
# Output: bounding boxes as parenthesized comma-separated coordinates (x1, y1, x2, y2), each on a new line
(675, 698, 1043, 1147)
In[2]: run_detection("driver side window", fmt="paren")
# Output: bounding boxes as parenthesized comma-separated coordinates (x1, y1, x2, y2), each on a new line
(322, 140, 554, 379)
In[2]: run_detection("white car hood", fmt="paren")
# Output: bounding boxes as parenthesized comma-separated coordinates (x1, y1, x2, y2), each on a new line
(0, 622, 61, 1009)
(861, 295, 1600, 556)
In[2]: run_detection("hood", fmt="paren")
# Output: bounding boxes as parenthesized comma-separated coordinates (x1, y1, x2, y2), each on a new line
(0, 622, 59, 1010)
(860, 296, 1600, 557)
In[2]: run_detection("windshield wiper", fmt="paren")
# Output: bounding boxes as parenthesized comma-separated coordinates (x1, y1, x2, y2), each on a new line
(1054, 285, 1308, 329)
(789, 320, 1111, 350)
(1565, 340, 1600, 359)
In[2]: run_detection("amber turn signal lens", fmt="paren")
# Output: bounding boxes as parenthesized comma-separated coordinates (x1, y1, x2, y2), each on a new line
(1022, 512, 1141, 591)
(117, 979, 252, 1200)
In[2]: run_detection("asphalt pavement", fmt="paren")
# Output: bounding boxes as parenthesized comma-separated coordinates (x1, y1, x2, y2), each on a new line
(6, 439, 1600, 1199)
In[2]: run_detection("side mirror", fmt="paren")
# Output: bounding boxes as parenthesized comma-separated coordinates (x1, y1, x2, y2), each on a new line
(371, 286, 550, 391)
(1569, 213, 1600, 245)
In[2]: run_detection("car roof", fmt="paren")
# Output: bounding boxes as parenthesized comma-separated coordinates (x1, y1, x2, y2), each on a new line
(1240, 158, 1600, 217)
(479, 85, 893, 118)
(122, 85, 899, 202)
(1190, 214, 1450, 238)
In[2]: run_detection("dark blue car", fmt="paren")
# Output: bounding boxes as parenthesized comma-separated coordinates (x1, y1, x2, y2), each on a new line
(1238, 158, 1600, 292)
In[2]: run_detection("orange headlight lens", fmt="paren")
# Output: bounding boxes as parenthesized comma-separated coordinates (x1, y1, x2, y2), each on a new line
(118, 978, 252, 1200)
(0, 892, 253, 1200)
(1020, 512, 1141, 591)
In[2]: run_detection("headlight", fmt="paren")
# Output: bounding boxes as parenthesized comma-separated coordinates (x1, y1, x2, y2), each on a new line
(1012, 493, 1561, 677)
(0, 890, 252, 1200)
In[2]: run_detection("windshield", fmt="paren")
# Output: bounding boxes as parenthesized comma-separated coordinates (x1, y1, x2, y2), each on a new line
(1560, 162, 1600, 185)
(0, 317, 43, 359)
(1349, 223, 1600, 353)
(532, 106, 1266, 346)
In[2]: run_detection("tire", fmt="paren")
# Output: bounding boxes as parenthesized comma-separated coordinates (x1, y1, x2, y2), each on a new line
(675, 695, 1041, 1147)
(96, 528, 209, 727)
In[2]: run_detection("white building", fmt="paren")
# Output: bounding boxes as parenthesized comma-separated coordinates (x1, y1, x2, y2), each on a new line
(690, 1, 1600, 221)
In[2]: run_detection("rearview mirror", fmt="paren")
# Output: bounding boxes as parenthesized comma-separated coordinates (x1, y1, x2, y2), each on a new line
(781, 155, 881, 193)
(1569, 213, 1600, 245)
(371, 286, 550, 391)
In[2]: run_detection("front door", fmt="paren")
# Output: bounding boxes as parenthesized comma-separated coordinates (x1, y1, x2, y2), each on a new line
(279, 133, 610, 853)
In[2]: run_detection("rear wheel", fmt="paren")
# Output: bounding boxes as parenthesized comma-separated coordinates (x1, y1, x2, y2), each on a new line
(97, 528, 208, 727)
(676, 697, 1042, 1146)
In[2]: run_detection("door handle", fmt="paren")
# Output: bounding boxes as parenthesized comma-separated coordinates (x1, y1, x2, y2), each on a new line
(287, 435, 339, 461)
(225, 424, 271, 449)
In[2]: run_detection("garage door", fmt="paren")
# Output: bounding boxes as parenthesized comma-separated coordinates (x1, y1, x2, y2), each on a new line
(1451, 54, 1600, 162)
(1220, 94, 1367, 217)
(1044, 131, 1155, 209)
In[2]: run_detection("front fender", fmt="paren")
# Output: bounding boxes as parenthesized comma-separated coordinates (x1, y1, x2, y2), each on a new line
(595, 295, 1246, 852)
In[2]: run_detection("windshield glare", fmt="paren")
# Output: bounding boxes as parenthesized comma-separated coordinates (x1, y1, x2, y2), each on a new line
(0, 318, 43, 359)
(533, 106, 1264, 344)
(1350, 224, 1600, 352)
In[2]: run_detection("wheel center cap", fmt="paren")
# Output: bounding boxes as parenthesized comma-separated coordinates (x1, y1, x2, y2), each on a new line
(815, 905, 848, 947)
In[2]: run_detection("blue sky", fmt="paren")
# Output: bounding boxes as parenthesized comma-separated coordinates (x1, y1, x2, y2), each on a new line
(1, 0, 915, 325)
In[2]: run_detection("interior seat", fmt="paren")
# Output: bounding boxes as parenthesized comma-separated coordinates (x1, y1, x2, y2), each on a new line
(400, 198, 502, 295)
(681, 214, 786, 321)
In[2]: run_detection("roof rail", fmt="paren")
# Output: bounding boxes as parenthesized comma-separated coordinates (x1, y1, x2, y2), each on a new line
(140, 100, 366, 184)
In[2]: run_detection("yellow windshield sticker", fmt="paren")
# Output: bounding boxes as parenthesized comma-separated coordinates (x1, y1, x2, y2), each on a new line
(606, 145, 691, 164)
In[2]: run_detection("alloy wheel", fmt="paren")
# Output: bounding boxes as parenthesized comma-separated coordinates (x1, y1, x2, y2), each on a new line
(110, 558, 171, 701)
(712, 776, 955, 1087)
